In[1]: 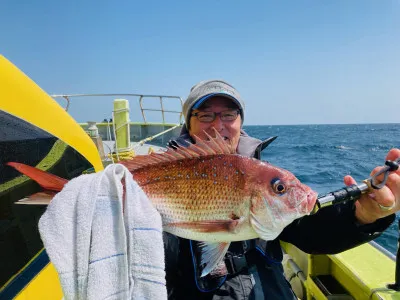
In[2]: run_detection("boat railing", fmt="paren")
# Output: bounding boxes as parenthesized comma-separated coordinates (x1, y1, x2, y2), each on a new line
(369, 240, 396, 261)
(50, 93, 184, 125)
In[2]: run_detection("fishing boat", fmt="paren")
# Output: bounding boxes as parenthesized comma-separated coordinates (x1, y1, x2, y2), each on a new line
(0, 55, 399, 300)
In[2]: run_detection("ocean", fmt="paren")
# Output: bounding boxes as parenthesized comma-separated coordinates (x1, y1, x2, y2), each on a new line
(242, 123, 400, 255)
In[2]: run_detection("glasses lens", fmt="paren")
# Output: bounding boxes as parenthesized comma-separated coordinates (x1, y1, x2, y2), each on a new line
(197, 112, 215, 123)
(193, 110, 239, 123)
(221, 110, 238, 121)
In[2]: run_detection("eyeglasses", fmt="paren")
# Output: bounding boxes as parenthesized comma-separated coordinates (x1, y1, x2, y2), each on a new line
(191, 109, 240, 123)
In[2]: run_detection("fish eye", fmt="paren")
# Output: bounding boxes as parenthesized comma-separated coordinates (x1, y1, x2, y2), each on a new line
(271, 178, 286, 195)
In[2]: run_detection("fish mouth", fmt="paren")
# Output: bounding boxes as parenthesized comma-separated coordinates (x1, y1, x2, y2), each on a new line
(298, 190, 318, 214)
(305, 191, 318, 213)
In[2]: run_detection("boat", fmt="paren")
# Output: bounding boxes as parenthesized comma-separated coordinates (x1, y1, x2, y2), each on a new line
(0, 54, 399, 300)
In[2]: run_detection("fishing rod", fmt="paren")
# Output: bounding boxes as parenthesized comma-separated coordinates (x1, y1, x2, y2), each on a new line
(311, 157, 400, 214)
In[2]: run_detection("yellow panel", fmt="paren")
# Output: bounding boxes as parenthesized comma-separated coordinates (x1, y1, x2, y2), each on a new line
(282, 241, 400, 300)
(330, 262, 369, 299)
(306, 276, 328, 300)
(0, 55, 103, 172)
(330, 244, 399, 300)
(281, 242, 309, 276)
(14, 263, 63, 300)
(308, 254, 330, 277)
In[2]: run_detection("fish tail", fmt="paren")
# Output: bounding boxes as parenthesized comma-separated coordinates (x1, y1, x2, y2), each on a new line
(6, 162, 68, 192)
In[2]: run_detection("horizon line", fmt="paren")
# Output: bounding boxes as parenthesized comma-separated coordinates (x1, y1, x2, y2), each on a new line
(243, 122, 400, 126)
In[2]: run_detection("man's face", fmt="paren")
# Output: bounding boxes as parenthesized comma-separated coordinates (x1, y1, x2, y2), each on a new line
(188, 97, 242, 150)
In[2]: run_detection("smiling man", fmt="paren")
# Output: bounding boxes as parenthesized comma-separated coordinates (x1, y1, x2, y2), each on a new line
(188, 97, 241, 147)
(173, 80, 267, 158)
(182, 80, 244, 150)
(164, 79, 400, 300)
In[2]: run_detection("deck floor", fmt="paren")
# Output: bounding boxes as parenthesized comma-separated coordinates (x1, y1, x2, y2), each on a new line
(102, 140, 165, 156)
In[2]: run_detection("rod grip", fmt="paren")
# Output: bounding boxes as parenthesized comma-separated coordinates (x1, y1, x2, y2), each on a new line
(324, 184, 362, 205)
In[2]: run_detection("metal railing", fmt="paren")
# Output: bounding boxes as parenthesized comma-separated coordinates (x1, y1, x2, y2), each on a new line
(50, 93, 184, 124)
(369, 240, 396, 261)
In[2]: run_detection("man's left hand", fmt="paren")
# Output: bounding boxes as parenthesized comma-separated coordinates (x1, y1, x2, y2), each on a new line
(344, 148, 400, 224)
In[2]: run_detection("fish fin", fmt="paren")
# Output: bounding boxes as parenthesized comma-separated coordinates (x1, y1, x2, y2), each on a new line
(197, 241, 230, 277)
(258, 136, 278, 152)
(15, 192, 56, 205)
(121, 128, 236, 171)
(167, 218, 244, 233)
(6, 162, 68, 192)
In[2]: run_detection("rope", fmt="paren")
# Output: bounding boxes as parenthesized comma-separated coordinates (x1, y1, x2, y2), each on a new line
(135, 124, 181, 147)
(108, 149, 136, 162)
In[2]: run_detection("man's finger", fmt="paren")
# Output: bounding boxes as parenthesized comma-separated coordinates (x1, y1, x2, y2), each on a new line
(386, 148, 400, 162)
(344, 175, 356, 186)
(371, 185, 396, 209)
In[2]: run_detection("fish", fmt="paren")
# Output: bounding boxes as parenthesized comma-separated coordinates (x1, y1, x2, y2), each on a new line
(6, 130, 317, 276)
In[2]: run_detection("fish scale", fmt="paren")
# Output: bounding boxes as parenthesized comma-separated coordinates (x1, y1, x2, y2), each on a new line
(132, 156, 249, 224)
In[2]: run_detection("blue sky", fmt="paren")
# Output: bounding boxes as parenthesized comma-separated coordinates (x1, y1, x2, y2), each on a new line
(1, 1, 399, 125)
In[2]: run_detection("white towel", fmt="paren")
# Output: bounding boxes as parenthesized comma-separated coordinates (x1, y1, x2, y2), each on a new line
(38, 163, 167, 300)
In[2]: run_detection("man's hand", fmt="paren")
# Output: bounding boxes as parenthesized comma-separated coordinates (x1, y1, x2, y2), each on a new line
(344, 148, 400, 225)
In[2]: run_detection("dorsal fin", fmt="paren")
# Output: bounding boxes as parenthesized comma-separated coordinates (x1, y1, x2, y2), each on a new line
(121, 129, 235, 172)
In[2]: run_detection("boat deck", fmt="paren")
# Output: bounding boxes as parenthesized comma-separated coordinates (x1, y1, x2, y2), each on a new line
(102, 140, 166, 157)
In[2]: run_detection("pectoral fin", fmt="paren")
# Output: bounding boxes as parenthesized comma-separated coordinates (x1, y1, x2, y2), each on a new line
(197, 241, 230, 277)
(15, 192, 56, 205)
(167, 217, 244, 233)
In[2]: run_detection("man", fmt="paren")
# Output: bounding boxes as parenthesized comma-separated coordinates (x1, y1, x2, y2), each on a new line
(164, 79, 400, 299)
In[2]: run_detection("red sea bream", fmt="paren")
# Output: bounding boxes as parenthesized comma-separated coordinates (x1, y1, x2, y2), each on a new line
(6, 130, 317, 276)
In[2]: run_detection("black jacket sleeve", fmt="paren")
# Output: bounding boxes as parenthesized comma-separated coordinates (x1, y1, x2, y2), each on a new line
(278, 200, 396, 254)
